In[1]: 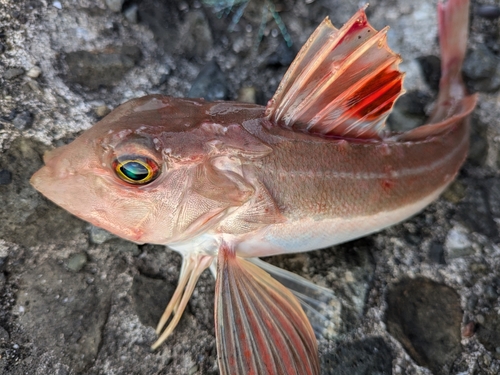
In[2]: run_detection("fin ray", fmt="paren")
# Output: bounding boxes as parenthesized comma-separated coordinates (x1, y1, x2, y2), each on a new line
(216, 245, 320, 375)
(250, 258, 341, 339)
(266, 7, 403, 139)
(151, 254, 213, 350)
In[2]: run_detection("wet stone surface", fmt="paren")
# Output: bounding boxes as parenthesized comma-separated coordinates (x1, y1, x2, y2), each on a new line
(321, 337, 393, 375)
(0, 0, 500, 374)
(386, 278, 463, 375)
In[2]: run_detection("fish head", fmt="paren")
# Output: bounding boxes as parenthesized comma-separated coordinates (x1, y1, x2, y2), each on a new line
(31, 95, 269, 245)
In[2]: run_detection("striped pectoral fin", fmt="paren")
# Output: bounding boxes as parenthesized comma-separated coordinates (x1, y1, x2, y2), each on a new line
(215, 244, 320, 375)
(265, 6, 403, 140)
(249, 258, 340, 340)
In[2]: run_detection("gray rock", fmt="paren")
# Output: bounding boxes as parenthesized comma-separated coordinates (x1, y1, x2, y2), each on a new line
(445, 225, 473, 258)
(0, 325, 9, 342)
(0, 170, 12, 185)
(386, 278, 462, 375)
(476, 313, 500, 359)
(3, 68, 25, 80)
(467, 116, 488, 164)
(188, 60, 229, 101)
(132, 274, 176, 328)
(456, 179, 498, 239)
(108, 238, 141, 256)
(428, 241, 446, 265)
(64, 46, 142, 90)
(463, 45, 498, 80)
(178, 10, 213, 58)
(463, 45, 500, 92)
(12, 111, 33, 130)
(266, 40, 296, 67)
(89, 225, 116, 245)
(15, 261, 111, 373)
(321, 337, 393, 375)
(417, 55, 441, 92)
(26, 66, 42, 79)
(0, 138, 86, 248)
(105, 0, 124, 13)
(486, 178, 500, 219)
(476, 5, 500, 19)
(135, 0, 179, 54)
(387, 90, 431, 132)
(123, 4, 138, 23)
(66, 252, 88, 272)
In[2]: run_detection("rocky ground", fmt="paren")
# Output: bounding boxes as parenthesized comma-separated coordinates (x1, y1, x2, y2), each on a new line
(0, 0, 499, 374)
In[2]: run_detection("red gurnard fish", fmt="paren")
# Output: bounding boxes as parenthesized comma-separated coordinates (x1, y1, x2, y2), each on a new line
(31, 0, 477, 374)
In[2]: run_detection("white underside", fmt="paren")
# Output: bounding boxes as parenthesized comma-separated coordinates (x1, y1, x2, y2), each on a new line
(235, 184, 447, 257)
(168, 183, 448, 260)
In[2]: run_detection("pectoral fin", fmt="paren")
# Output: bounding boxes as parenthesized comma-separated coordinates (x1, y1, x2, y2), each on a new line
(266, 6, 403, 139)
(215, 244, 320, 375)
(151, 254, 213, 350)
(249, 258, 341, 340)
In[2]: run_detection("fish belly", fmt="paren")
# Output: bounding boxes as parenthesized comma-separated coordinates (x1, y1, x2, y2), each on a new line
(235, 183, 447, 258)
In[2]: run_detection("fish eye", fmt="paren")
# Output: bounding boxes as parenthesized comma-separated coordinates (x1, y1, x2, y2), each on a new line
(112, 156, 160, 185)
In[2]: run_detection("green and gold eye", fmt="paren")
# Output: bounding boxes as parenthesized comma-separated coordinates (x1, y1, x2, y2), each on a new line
(113, 156, 160, 185)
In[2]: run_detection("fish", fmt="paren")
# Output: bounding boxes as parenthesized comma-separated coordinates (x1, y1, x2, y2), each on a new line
(30, 0, 477, 374)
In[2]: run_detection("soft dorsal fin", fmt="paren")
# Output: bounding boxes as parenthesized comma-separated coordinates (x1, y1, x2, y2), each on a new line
(265, 6, 404, 139)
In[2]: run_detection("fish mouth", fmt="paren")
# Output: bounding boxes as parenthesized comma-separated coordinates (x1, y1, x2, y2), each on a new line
(30, 165, 51, 193)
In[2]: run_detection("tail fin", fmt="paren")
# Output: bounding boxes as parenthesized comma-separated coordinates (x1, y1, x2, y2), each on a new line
(431, 0, 474, 123)
(437, 0, 469, 103)
(215, 244, 320, 375)
(398, 0, 477, 141)
(265, 6, 404, 139)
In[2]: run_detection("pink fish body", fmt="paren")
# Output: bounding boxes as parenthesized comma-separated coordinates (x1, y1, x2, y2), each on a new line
(31, 1, 476, 374)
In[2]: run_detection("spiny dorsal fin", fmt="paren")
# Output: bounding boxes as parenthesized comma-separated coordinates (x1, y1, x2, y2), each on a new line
(215, 244, 320, 375)
(265, 6, 403, 139)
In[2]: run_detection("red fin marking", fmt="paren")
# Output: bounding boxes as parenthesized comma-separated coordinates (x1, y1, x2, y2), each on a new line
(321, 68, 403, 138)
(215, 244, 320, 375)
(266, 7, 403, 140)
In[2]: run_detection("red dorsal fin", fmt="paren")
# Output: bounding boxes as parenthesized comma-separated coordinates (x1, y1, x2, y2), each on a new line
(265, 6, 404, 140)
(215, 243, 320, 375)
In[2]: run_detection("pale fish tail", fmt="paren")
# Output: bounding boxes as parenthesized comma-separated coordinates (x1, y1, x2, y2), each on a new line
(399, 0, 477, 141)
(215, 242, 320, 375)
(151, 253, 213, 350)
(434, 0, 470, 117)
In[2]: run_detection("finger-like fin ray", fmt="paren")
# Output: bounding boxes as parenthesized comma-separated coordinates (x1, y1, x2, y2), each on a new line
(151, 254, 213, 350)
